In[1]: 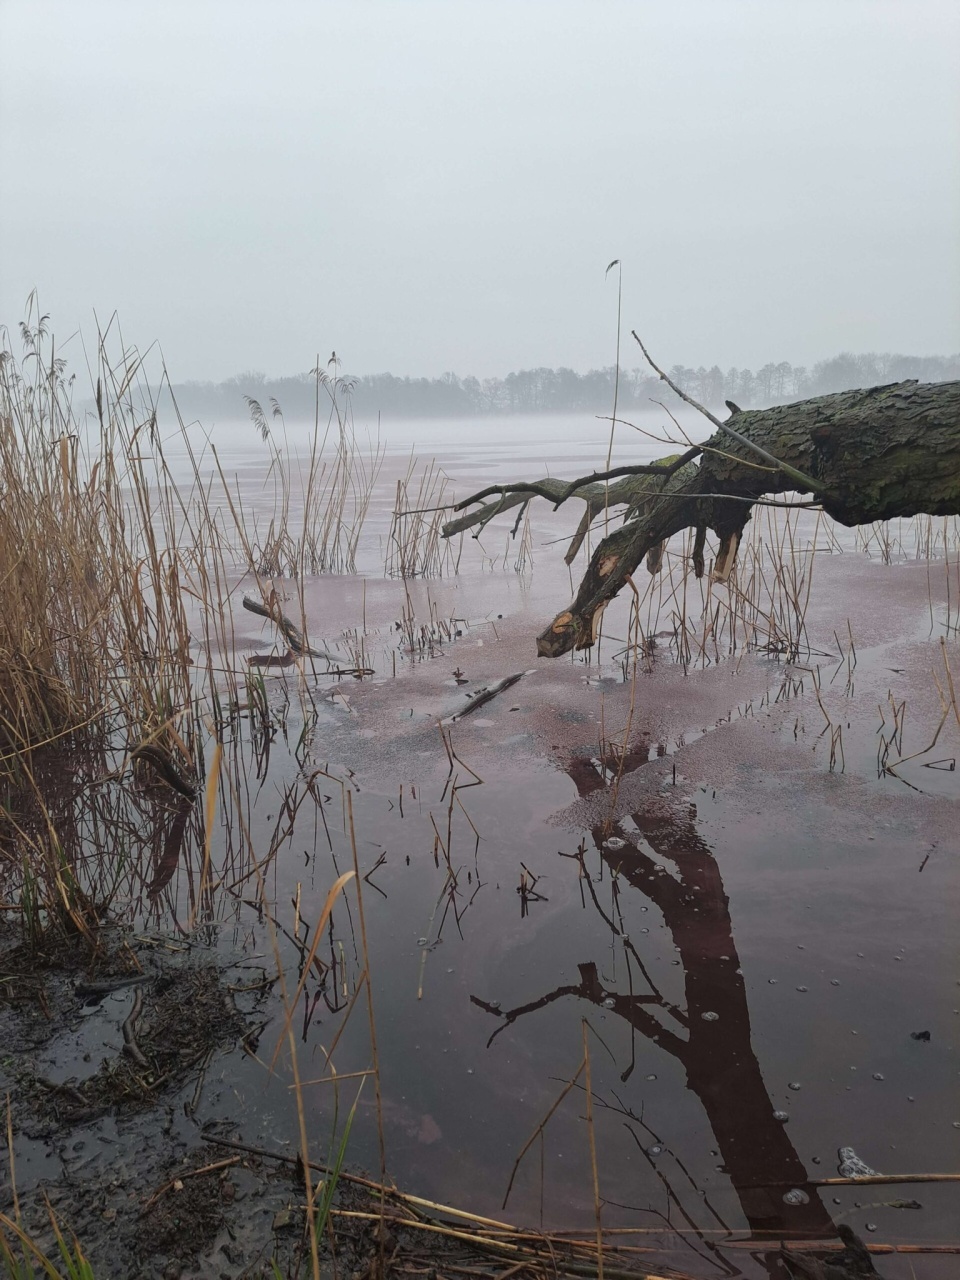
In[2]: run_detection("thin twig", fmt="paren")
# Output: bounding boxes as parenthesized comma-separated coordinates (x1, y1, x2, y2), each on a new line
(631, 331, 826, 494)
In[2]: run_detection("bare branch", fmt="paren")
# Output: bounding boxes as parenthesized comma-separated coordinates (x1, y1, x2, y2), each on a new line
(632, 331, 825, 494)
(631, 331, 724, 429)
(442, 450, 701, 539)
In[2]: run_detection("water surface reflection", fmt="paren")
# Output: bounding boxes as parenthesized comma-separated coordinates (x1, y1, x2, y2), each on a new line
(474, 745, 835, 1245)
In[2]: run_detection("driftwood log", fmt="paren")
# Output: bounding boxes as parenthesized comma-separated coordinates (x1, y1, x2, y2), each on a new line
(442, 378, 960, 657)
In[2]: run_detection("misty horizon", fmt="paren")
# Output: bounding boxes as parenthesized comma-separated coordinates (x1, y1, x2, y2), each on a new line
(2, 2, 958, 383)
(160, 347, 960, 422)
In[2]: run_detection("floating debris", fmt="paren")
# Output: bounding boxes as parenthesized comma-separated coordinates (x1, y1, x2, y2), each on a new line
(837, 1146, 880, 1178)
(446, 671, 526, 723)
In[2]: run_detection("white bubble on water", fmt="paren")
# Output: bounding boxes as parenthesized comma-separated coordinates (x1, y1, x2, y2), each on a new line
(783, 1189, 809, 1206)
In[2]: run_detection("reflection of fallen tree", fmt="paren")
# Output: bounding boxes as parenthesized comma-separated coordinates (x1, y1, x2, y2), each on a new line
(472, 759, 835, 1243)
(444, 365, 960, 657)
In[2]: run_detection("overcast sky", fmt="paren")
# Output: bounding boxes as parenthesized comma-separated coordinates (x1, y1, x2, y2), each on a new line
(1, 0, 958, 383)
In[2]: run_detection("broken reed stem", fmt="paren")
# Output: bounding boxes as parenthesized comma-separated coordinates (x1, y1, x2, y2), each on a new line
(582, 1020, 604, 1280)
(191, 739, 222, 929)
(811, 1173, 960, 1187)
(607, 575, 642, 821)
(5, 1093, 19, 1223)
(140, 1156, 241, 1213)
(325, 1212, 684, 1279)
(290, 982, 322, 1280)
(201, 1134, 960, 1270)
(347, 789, 387, 1193)
(502, 1058, 586, 1210)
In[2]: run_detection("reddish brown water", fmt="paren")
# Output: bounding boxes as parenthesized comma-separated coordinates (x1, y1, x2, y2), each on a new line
(194, 536, 958, 1278)
(8, 420, 960, 1277)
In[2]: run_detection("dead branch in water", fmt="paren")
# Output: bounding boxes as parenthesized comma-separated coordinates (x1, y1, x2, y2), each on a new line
(442, 347, 960, 657)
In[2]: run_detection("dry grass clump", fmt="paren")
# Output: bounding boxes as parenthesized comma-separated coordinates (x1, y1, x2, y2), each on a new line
(0, 307, 198, 774)
(0, 311, 388, 789)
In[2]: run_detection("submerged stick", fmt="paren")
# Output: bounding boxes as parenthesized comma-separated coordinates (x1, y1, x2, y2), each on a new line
(121, 986, 149, 1067)
(242, 594, 340, 662)
(445, 672, 525, 723)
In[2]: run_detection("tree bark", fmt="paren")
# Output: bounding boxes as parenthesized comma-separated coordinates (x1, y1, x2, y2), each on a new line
(444, 379, 960, 658)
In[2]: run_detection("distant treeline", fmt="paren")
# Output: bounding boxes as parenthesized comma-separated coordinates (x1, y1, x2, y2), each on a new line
(166, 351, 960, 421)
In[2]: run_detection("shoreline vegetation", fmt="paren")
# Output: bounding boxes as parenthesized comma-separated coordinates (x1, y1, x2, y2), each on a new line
(161, 350, 960, 422)
(3, 310, 959, 1278)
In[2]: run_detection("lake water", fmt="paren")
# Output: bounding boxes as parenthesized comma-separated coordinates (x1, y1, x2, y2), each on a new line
(10, 409, 960, 1277)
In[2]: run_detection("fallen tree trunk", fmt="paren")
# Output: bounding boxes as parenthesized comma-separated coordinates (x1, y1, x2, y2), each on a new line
(442, 378, 960, 658)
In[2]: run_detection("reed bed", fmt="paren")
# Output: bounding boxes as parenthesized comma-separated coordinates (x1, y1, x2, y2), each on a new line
(0, 312, 389, 950)
(601, 506, 823, 677)
(241, 376, 384, 577)
(387, 456, 461, 578)
(606, 505, 960, 678)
